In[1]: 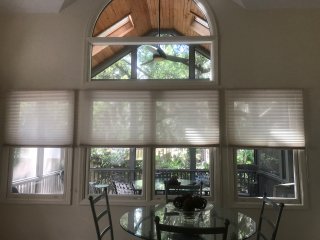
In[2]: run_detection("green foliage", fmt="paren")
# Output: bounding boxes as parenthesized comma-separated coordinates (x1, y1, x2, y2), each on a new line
(93, 54, 131, 79)
(155, 148, 209, 170)
(93, 43, 211, 80)
(155, 149, 190, 169)
(195, 51, 211, 79)
(138, 44, 189, 79)
(90, 148, 129, 168)
(236, 149, 254, 164)
(257, 149, 281, 176)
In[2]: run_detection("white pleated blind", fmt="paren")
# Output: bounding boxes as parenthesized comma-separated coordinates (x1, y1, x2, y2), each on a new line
(155, 91, 219, 145)
(80, 91, 153, 145)
(5, 91, 74, 146)
(80, 90, 219, 146)
(225, 90, 305, 148)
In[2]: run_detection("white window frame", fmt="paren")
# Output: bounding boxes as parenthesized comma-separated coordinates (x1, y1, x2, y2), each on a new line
(78, 89, 220, 203)
(79, 0, 222, 205)
(151, 147, 218, 202)
(223, 89, 308, 208)
(87, 36, 217, 83)
(80, 146, 219, 205)
(85, 0, 218, 86)
(82, 146, 146, 202)
(1, 146, 72, 204)
(226, 146, 308, 209)
(1, 90, 75, 204)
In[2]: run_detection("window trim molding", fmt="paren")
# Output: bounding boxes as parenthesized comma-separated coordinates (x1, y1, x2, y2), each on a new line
(79, 146, 217, 204)
(84, 0, 219, 85)
(88, 36, 216, 83)
(1, 146, 72, 205)
(78, 147, 146, 205)
(226, 148, 309, 209)
(91, 31, 212, 79)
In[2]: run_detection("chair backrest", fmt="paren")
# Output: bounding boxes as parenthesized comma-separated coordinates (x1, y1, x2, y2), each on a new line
(165, 181, 203, 203)
(257, 193, 285, 240)
(154, 216, 229, 240)
(112, 181, 136, 195)
(88, 187, 114, 240)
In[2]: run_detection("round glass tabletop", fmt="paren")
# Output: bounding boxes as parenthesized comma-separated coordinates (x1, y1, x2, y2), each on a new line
(119, 203, 256, 240)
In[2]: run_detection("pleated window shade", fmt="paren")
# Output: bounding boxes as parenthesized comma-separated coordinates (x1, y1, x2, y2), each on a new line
(80, 90, 219, 146)
(155, 91, 219, 145)
(5, 91, 74, 146)
(80, 91, 153, 146)
(225, 90, 305, 148)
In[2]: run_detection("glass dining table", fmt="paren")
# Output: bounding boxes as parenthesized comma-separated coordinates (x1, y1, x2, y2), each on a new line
(120, 202, 256, 240)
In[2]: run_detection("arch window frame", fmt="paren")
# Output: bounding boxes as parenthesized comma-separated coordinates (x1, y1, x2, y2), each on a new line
(86, 0, 218, 84)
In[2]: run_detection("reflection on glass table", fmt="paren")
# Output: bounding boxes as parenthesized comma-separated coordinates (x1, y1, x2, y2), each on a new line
(120, 203, 256, 240)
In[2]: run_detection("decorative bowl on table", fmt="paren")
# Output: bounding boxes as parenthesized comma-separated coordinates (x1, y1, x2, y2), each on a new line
(173, 194, 207, 212)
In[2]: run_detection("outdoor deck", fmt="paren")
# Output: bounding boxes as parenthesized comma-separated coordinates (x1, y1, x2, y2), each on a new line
(11, 165, 294, 197)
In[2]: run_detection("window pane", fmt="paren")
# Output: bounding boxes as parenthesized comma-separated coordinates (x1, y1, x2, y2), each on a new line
(90, 43, 212, 81)
(89, 0, 216, 82)
(11, 147, 65, 194)
(92, 53, 131, 79)
(137, 44, 189, 79)
(88, 147, 143, 196)
(154, 147, 211, 196)
(43, 148, 64, 175)
(195, 50, 211, 79)
(236, 148, 296, 198)
(12, 148, 37, 181)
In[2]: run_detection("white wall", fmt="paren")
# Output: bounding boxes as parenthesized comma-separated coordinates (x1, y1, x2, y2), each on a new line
(1, 0, 320, 239)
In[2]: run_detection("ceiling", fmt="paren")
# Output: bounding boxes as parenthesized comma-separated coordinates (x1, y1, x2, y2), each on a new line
(1, 0, 320, 13)
(91, 0, 209, 69)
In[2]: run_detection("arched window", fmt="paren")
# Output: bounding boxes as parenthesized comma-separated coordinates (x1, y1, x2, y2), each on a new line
(87, 0, 217, 82)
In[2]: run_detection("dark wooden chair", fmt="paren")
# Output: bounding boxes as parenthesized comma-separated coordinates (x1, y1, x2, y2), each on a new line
(165, 181, 203, 203)
(154, 216, 229, 240)
(88, 187, 114, 240)
(112, 181, 136, 195)
(257, 193, 285, 240)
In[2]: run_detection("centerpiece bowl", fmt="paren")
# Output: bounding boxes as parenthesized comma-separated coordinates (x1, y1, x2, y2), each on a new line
(173, 194, 207, 212)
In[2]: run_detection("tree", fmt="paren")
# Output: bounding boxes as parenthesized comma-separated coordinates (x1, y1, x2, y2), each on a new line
(93, 43, 211, 80)
(90, 148, 129, 168)
(237, 149, 254, 164)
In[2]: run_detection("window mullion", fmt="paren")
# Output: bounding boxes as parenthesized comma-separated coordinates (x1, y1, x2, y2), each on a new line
(131, 47, 137, 79)
(88, 36, 215, 45)
(37, 148, 44, 178)
(189, 45, 195, 79)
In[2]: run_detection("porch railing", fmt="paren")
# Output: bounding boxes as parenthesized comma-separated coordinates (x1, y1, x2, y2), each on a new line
(89, 168, 209, 184)
(237, 164, 293, 197)
(12, 170, 64, 194)
(11, 166, 292, 197)
(88, 168, 210, 194)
